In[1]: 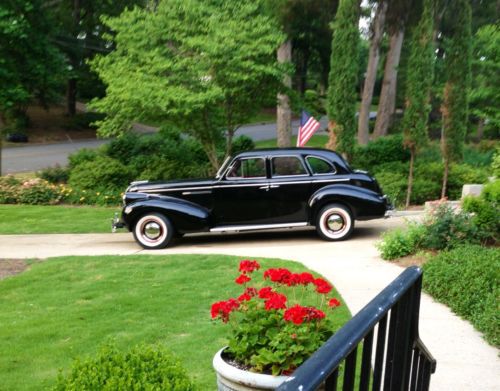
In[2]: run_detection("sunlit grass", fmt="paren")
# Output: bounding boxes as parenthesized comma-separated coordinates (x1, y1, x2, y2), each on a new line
(0, 254, 350, 390)
(0, 204, 119, 234)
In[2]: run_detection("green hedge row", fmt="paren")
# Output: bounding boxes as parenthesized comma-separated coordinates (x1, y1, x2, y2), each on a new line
(423, 245, 500, 348)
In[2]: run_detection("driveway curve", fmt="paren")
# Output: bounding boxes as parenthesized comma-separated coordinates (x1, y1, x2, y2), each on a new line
(0, 217, 498, 390)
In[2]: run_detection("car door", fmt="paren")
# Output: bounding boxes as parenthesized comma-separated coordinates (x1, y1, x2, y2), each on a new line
(212, 156, 272, 226)
(266, 155, 311, 223)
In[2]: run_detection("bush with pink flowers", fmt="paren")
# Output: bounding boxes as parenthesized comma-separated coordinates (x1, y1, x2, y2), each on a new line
(211, 260, 342, 375)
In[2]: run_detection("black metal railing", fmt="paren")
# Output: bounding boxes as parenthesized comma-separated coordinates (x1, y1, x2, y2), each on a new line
(277, 266, 436, 391)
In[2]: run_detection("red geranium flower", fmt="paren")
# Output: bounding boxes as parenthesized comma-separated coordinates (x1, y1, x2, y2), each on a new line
(239, 260, 261, 273)
(258, 286, 274, 299)
(284, 305, 306, 324)
(264, 292, 287, 310)
(235, 274, 251, 285)
(264, 268, 292, 284)
(299, 272, 315, 285)
(313, 278, 332, 294)
(211, 298, 240, 323)
(328, 298, 341, 308)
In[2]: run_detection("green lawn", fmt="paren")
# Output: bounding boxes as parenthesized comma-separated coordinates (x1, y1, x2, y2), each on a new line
(0, 254, 350, 390)
(255, 134, 329, 149)
(0, 205, 120, 234)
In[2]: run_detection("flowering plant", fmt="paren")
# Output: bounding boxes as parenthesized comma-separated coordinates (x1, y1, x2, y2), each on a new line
(211, 260, 342, 376)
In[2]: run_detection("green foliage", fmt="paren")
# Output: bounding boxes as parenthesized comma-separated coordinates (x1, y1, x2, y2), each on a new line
(441, 0, 472, 164)
(68, 148, 100, 169)
(377, 223, 426, 260)
(0, 0, 64, 121)
(462, 180, 500, 243)
(231, 135, 255, 155)
(470, 25, 500, 132)
(352, 134, 410, 170)
(326, 0, 360, 159)
(492, 150, 500, 177)
(421, 203, 480, 250)
(423, 246, 500, 347)
(0, 177, 62, 205)
(402, 0, 434, 152)
(68, 156, 133, 191)
(38, 165, 70, 184)
(89, 0, 284, 169)
(54, 343, 195, 391)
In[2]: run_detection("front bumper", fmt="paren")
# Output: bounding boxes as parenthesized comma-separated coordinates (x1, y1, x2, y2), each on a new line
(111, 213, 125, 233)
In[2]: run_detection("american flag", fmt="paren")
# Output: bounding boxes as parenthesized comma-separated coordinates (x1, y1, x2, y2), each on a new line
(296, 111, 321, 147)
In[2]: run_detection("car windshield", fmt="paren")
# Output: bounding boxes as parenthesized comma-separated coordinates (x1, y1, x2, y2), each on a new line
(215, 156, 232, 179)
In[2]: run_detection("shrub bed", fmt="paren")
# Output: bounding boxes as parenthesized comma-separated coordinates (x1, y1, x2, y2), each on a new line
(54, 343, 196, 391)
(423, 246, 500, 347)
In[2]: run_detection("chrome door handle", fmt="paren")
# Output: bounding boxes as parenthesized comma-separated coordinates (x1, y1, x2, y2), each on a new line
(259, 185, 269, 190)
(269, 185, 280, 189)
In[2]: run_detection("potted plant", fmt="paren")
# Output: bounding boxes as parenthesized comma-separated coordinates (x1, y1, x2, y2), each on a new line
(211, 260, 342, 390)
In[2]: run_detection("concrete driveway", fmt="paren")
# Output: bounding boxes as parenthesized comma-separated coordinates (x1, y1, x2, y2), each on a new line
(0, 216, 498, 390)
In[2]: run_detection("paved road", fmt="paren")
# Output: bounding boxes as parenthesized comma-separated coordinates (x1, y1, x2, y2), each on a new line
(1, 216, 499, 390)
(1, 118, 330, 174)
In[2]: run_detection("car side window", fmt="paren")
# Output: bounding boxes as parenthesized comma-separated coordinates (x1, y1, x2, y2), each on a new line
(306, 156, 336, 175)
(271, 156, 307, 177)
(226, 157, 266, 179)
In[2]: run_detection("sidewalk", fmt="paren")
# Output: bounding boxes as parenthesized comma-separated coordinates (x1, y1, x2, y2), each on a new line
(0, 217, 498, 390)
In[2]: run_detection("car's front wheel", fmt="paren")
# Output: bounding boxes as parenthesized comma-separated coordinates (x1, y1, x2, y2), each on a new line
(316, 204, 354, 241)
(133, 213, 173, 249)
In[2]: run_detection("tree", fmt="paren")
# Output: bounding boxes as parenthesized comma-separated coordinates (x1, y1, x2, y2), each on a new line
(358, 0, 387, 145)
(90, 0, 284, 171)
(372, 0, 412, 138)
(0, 0, 64, 175)
(326, 0, 361, 160)
(440, 0, 472, 197)
(402, 0, 435, 207)
(50, 0, 145, 116)
(469, 24, 499, 139)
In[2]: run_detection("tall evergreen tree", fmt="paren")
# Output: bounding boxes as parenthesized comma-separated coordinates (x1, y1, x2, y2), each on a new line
(326, 0, 360, 160)
(440, 0, 472, 198)
(402, 0, 435, 207)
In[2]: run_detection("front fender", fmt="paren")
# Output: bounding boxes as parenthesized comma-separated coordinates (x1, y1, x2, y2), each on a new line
(309, 184, 388, 221)
(122, 194, 210, 233)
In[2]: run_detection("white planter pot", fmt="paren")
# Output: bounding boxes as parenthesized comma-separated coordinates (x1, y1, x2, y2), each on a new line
(213, 348, 289, 391)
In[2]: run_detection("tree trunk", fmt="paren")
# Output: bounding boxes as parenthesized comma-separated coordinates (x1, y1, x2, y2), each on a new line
(277, 40, 292, 147)
(405, 146, 415, 208)
(476, 118, 485, 141)
(358, 1, 387, 145)
(66, 77, 77, 116)
(441, 157, 449, 199)
(373, 28, 405, 138)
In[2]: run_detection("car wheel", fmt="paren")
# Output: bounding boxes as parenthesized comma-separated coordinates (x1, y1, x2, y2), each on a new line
(133, 213, 174, 249)
(316, 204, 354, 241)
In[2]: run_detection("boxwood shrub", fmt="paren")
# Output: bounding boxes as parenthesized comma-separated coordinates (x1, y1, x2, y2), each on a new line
(54, 343, 196, 390)
(423, 246, 500, 347)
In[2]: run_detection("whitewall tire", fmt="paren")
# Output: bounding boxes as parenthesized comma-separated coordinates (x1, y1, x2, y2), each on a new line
(133, 213, 173, 249)
(316, 204, 354, 241)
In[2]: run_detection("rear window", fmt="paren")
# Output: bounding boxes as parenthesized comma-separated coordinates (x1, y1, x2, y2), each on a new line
(306, 156, 336, 175)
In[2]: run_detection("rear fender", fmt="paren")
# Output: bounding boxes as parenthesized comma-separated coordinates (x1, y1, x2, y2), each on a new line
(122, 194, 210, 233)
(309, 184, 387, 222)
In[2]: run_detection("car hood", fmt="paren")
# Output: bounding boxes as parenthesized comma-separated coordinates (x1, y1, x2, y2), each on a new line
(126, 178, 217, 193)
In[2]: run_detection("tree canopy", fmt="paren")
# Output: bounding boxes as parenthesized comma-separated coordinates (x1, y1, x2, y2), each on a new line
(90, 0, 284, 169)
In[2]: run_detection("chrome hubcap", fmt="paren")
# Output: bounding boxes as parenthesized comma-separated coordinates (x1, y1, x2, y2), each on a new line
(327, 214, 344, 232)
(144, 222, 161, 240)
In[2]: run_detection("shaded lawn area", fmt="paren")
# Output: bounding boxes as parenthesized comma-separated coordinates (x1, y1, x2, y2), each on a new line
(0, 205, 120, 234)
(0, 254, 350, 390)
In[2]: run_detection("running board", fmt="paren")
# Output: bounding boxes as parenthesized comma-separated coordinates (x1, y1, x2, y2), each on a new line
(210, 222, 309, 233)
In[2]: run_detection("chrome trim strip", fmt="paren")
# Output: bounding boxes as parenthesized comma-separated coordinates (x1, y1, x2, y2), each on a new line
(210, 222, 309, 232)
(133, 178, 349, 193)
(182, 190, 212, 195)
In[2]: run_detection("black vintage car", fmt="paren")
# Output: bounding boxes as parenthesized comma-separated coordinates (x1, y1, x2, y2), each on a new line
(112, 148, 392, 249)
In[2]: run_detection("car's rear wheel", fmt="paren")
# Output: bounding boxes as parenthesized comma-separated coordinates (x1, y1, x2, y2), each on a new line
(133, 213, 173, 249)
(316, 204, 354, 241)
